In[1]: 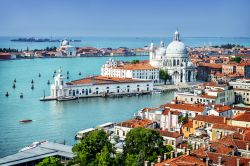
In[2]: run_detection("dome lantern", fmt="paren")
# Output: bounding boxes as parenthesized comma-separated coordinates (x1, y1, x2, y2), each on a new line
(174, 29, 180, 41)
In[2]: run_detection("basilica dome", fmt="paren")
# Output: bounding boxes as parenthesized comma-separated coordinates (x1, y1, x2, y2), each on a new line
(166, 30, 188, 57)
(166, 40, 187, 54)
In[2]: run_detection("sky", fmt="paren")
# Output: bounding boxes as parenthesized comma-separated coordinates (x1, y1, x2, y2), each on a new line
(0, 0, 249, 37)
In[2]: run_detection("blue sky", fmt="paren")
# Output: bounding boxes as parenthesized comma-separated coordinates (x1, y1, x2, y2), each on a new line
(0, 0, 249, 37)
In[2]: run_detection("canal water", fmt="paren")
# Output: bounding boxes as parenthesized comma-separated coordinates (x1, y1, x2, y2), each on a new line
(0, 57, 174, 157)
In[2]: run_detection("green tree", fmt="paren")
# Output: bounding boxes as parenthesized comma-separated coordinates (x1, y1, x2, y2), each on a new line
(131, 60, 139, 64)
(125, 154, 137, 166)
(96, 145, 113, 166)
(231, 57, 242, 63)
(159, 69, 170, 85)
(36, 157, 62, 166)
(72, 130, 114, 166)
(123, 127, 169, 165)
(113, 153, 124, 166)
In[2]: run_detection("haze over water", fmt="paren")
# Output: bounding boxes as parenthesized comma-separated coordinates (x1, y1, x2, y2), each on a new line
(1, 36, 250, 50)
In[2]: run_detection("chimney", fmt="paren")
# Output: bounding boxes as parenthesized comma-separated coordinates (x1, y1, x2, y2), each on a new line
(206, 157, 209, 166)
(208, 144, 211, 152)
(192, 143, 195, 150)
(157, 156, 162, 163)
(168, 110, 171, 131)
(144, 161, 149, 166)
(237, 158, 240, 166)
(164, 153, 167, 160)
(248, 161, 250, 166)
(232, 150, 235, 156)
(165, 164, 170, 166)
(183, 147, 187, 153)
(170, 151, 174, 159)
(246, 143, 249, 151)
(218, 156, 222, 166)
(151, 162, 155, 166)
(187, 149, 191, 155)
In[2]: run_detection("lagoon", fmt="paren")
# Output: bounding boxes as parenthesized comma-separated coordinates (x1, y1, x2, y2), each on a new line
(0, 57, 174, 157)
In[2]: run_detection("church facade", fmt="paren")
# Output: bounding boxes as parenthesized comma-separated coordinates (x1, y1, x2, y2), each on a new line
(149, 30, 196, 84)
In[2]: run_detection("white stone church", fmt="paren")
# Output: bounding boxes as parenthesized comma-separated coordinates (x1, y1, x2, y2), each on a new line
(149, 30, 196, 84)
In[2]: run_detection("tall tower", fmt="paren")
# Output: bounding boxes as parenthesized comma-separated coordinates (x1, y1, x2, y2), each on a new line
(149, 41, 154, 60)
(53, 68, 65, 97)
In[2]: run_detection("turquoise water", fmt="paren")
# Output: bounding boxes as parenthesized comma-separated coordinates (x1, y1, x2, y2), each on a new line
(0, 36, 250, 50)
(1, 36, 250, 158)
(0, 57, 174, 157)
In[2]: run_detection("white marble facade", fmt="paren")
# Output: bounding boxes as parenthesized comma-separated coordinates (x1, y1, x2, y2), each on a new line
(149, 30, 196, 84)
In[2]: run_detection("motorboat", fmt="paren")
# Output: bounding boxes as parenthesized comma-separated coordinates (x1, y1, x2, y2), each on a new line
(19, 119, 32, 123)
(56, 96, 77, 101)
(19, 141, 47, 152)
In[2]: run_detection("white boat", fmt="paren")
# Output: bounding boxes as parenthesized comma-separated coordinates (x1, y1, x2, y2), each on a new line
(56, 96, 77, 101)
(19, 141, 47, 152)
(75, 128, 96, 140)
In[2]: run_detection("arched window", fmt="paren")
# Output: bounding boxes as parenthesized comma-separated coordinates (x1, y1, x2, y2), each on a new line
(117, 86, 120, 88)
(137, 85, 140, 87)
(82, 89, 84, 94)
(177, 59, 179, 65)
(69, 90, 72, 95)
(173, 59, 176, 66)
(89, 88, 92, 93)
(76, 89, 79, 94)
(106, 87, 109, 89)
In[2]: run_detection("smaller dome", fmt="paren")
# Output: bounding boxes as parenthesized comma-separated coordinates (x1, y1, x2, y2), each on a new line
(155, 47, 166, 57)
(61, 40, 69, 46)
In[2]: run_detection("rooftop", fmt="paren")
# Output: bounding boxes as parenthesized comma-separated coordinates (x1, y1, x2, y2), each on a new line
(157, 130, 183, 138)
(116, 118, 154, 128)
(67, 75, 151, 86)
(106, 60, 157, 70)
(194, 115, 226, 124)
(0, 142, 75, 166)
(161, 103, 205, 113)
(232, 112, 250, 122)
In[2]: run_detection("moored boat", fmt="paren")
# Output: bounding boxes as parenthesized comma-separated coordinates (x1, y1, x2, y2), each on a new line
(18, 141, 47, 152)
(56, 96, 77, 101)
(19, 119, 32, 123)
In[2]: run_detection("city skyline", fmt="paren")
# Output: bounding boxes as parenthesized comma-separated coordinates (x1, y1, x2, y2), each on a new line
(0, 0, 250, 37)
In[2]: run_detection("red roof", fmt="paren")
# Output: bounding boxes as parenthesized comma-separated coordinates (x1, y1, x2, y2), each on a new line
(213, 123, 248, 132)
(67, 75, 151, 85)
(116, 118, 154, 128)
(158, 130, 183, 138)
(161, 103, 205, 113)
(194, 115, 226, 124)
(232, 112, 250, 122)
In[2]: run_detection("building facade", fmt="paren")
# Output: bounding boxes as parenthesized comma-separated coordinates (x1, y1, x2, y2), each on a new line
(101, 59, 160, 83)
(149, 30, 196, 84)
(50, 69, 153, 98)
(229, 79, 250, 104)
(57, 40, 77, 57)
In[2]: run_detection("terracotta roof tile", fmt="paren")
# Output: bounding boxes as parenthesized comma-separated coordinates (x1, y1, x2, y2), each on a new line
(194, 115, 226, 124)
(232, 112, 250, 122)
(67, 75, 151, 85)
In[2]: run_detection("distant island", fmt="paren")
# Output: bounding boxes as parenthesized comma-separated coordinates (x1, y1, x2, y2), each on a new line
(10, 37, 81, 42)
